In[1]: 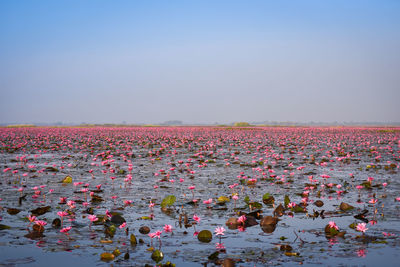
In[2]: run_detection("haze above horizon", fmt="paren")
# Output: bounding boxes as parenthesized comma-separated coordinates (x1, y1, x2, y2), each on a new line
(1, 0, 399, 124)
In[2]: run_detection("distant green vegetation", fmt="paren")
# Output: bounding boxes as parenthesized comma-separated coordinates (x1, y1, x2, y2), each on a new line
(233, 122, 251, 127)
(6, 124, 36, 128)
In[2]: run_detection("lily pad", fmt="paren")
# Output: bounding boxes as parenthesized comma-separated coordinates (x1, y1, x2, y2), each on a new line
(217, 196, 230, 204)
(7, 208, 21, 215)
(197, 230, 212, 243)
(130, 234, 137, 245)
(0, 224, 11, 230)
(339, 202, 354, 211)
(139, 226, 150, 234)
(62, 176, 73, 183)
(161, 195, 176, 208)
(151, 250, 164, 262)
(31, 206, 51, 216)
(110, 214, 126, 225)
(262, 193, 275, 205)
(100, 252, 115, 262)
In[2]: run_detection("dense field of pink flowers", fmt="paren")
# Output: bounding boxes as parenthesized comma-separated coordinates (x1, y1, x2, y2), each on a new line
(0, 127, 399, 266)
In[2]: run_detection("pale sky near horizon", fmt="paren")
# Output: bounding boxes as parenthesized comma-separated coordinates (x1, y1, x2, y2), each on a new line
(1, 0, 399, 124)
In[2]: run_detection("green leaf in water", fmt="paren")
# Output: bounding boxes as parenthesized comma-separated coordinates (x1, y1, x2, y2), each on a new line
(161, 195, 176, 208)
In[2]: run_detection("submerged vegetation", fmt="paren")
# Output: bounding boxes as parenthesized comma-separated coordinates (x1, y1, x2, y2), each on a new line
(0, 126, 399, 266)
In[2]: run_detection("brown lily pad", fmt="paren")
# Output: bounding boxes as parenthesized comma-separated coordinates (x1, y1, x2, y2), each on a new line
(7, 208, 21, 215)
(339, 202, 354, 211)
(31, 206, 51, 216)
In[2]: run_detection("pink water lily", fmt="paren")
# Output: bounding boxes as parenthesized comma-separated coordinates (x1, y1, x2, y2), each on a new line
(356, 223, 368, 233)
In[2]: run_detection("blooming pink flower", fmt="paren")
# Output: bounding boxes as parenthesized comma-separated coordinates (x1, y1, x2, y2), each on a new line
(88, 214, 98, 222)
(124, 200, 133, 206)
(328, 221, 339, 230)
(215, 242, 225, 249)
(238, 215, 246, 224)
(193, 214, 200, 223)
(203, 198, 213, 205)
(163, 224, 173, 233)
(368, 198, 378, 204)
(356, 223, 368, 233)
(28, 215, 37, 223)
(57, 211, 68, 218)
(35, 220, 47, 227)
(119, 222, 127, 229)
(105, 209, 112, 218)
(149, 230, 162, 239)
(188, 186, 196, 190)
(214, 226, 226, 236)
(60, 226, 72, 233)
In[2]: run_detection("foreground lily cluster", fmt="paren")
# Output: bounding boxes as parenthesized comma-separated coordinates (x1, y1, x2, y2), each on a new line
(0, 126, 399, 266)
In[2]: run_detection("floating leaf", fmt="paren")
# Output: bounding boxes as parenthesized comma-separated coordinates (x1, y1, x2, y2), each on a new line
(7, 208, 21, 215)
(197, 230, 212, 243)
(314, 200, 324, 207)
(139, 226, 150, 234)
(130, 234, 137, 245)
(262, 193, 275, 205)
(260, 216, 279, 226)
(112, 249, 121, 257)
(110, 215, 126, 226)
(280, 244, 293, 251)
(151, 250, 164, 262)
(62, 176, 72, 183)
(248, 201, 263, 209)
(100, 252, 115, 262)
(284, 195, 290, 208)
(273, 204, 284, 217)
(284, 252, 299, 257)
(91, 195, 104, 203)
(208, 251, 219, 260)
(31, 206, 51, 216)
(0, 224, 11, 230)
(161, 195, 176, 208)
(217, 196, 230, 204)
(339, 202, 354, 211)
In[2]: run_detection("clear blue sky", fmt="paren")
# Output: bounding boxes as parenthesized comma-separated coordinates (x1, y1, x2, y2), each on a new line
(1, 0, 399, 124)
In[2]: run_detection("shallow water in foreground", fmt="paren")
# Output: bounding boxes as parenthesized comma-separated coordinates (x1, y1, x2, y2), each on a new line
(0, 127, 399, 266)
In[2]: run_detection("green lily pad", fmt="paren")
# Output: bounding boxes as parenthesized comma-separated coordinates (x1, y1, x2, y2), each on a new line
(62, 176, 72, 183)
(217, 196, 230, 204)
(151, 250, 164, 262)
(130, 234, 137, 245)
(161, 195, 176, 208)
(0, 224, 11, 230)
(197, 230, 212, 243)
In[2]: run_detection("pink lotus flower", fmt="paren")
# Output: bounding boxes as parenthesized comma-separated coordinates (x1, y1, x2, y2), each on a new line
(214, 226, 226, 236)
(215, 242, 225, 249)
(193, 214, 200, 223)
(203, 198, 213, 205)
(238, 215, 246, 224)
(119, 222, 126, 229)
(35, 220, 47, 227)
(163, 224, 173, 233)
(88, 214, 98, 222)
(369, 198, 378, 204)
(60, 226, 72, 233)
(356, 223, 368, 233)
(328, 221, 339, 230)
(149, 230, 162, 239)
